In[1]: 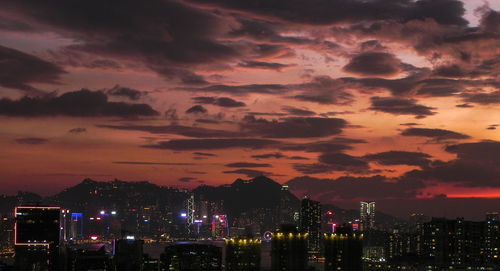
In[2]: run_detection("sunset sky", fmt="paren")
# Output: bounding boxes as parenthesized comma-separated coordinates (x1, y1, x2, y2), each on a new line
(1, 0, 500, 219)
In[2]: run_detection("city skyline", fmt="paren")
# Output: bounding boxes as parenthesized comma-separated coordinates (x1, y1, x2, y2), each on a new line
(2, 0, 500, 220)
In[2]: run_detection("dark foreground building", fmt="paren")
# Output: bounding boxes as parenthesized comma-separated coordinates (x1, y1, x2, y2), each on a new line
(14, 206, 61, 271)
(324, 228, 363, 271)
(226, 238, 261, 271)
(160, 243, 222, 271)
(271, 225, 308, 271)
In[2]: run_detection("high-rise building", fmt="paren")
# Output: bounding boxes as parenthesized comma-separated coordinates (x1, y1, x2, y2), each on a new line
(360, 202, 375, 231)
(486, 212, 500, 263)
(299, 197, 321, 257)
(271, 225, 308, 271)
(226, 238, 261, 271)
(324, 227, 363, 271)
(160, 243, 222, 271)
(212, 214, 229, 239)
(14, 206, 61, 271)
(421, 217, 485, 268)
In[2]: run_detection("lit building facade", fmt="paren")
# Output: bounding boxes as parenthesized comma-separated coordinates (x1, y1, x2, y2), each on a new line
(299, 197, 321, 257)
(360, 201, 375, 231)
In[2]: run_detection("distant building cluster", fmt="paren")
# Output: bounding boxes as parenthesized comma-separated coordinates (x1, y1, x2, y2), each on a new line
(1, 178, 500, 270)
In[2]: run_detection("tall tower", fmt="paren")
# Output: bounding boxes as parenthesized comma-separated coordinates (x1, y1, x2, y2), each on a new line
(300, 197, 321, 258)
(359, 201, 375, 231)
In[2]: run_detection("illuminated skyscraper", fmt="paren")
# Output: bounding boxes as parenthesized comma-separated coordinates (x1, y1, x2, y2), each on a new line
(299, 197, 321, 258)
(360, 201, 375, 231)
(212, 214, 229, 239)
(14, 206, 61, 271)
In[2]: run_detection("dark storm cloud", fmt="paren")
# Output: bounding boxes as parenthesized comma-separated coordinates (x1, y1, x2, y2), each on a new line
(281, 106, 316, 116)
(0, 89, 159, 117)
(15, 137, 49, 145)
(188, 0, 467, 26)
(113, 161, 194, 166)
(106, 85, 144, 100)
(364, 151, 432, 168)
(68, 127, 87, 134)
(222, 169, 273, 178)
(1, 0, 239, 83)
(238, 60, 295, 71)
(286, 175, 424, 200)
(343, 52, 402, 76)
(185, 105, 208, 114)
(0, 45, 65, 94)
(192, 96, 246, 107)
(225, 162, 271, 168)
(240, 115, 347, 138)
(369, 97, 436, 118)
(401, 128, 470, 140)
(142, 138, 280, 150)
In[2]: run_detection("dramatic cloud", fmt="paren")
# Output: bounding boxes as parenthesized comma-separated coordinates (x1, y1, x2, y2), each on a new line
(462, 91, 500, 105)
(15, 137, 49, 145)
(0, 89, 158, 117)
(68, 128, 87, 134)
(401, 128, 470, 140)
(0, 45, 65, 94)
(192, 96, 246, 107)
(185, 105, 208, 114)
(189, 0, 467, 26)
(251, 152, 286, 159)
(143, 138, 280, 150)
(292, 76, 354, 105)
(402, 141, 500, 187)
(238, 60, 295, 71)
(286, 175, 424, 200)
(106, 85, 144, 100)
(281, 106, 316, 116)
(193, 152, 217, 157)
(223, 169, 273, 178)
(240, 115, 347, 138)
(225, 162, 271, 168)
(97, 124, 242, 138)
(1, 0, 239, 84)
(364, 151, 432, 168)
(186, 84, 288, 96)
(369, 96, 436, 118)
(113, 161, 194, 166)
(178, 177, 196, 183)
(343, 52, 402, 76)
